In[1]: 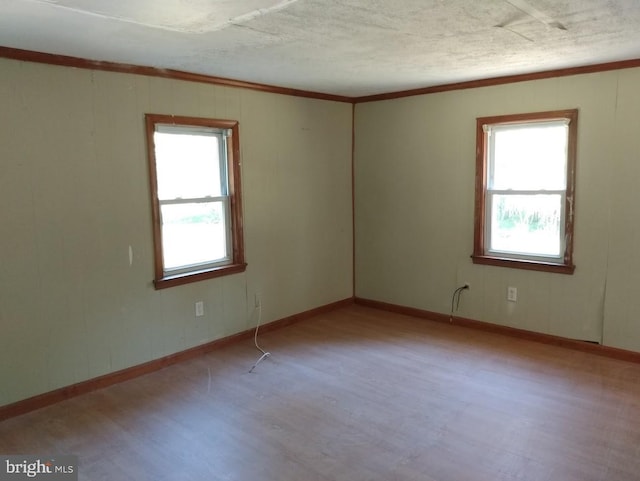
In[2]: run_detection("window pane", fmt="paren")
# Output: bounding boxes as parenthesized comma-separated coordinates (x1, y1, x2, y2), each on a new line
(154, 131, 222, 200)
(491, 124, 567, 190)
(161, 202, 227, 271)
(490, 194, 562, 257)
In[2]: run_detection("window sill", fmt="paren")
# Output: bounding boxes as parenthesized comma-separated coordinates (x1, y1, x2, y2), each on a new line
(471, 255, 575, 275)
(153, 263, 247, 290)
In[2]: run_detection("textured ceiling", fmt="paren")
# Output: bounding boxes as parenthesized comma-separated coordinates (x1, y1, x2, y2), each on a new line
(2, 0, 640, 97)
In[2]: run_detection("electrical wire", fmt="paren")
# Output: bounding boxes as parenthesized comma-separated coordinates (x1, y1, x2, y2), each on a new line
(449, 284, 469, 322)
(249, 302, 271, 373)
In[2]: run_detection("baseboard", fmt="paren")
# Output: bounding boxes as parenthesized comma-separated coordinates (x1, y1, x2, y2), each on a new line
(354, 297, 640, 364)
(0, 297, 354, 421)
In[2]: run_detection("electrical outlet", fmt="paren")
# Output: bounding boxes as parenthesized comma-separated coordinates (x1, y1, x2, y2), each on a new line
(195, 301, 204, 317)
(507, 287, 517, 302)
(254, 292, 262, 308)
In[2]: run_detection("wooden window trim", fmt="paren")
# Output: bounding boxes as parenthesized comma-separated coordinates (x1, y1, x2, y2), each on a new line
(145, 114, 246, 289)
(472, 109, 577, 275)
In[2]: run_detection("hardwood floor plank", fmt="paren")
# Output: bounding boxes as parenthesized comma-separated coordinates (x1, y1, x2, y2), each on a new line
(1, 305, 639, 480)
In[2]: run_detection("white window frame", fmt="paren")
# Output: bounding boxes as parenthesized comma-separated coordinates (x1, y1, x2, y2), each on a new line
(155, 124, 232, 275)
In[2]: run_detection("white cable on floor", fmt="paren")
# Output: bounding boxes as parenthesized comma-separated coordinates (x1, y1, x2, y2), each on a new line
(249, 302, 271, 373)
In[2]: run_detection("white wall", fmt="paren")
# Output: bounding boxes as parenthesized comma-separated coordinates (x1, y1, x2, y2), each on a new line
(355, 68, 640, 352)
(0, 58, 353, 406)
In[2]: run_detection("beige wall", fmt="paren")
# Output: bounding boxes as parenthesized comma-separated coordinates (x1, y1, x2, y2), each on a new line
(0, 58, 353, 407)
(4, 55, 640, 408)
(355, 68, 640, 352)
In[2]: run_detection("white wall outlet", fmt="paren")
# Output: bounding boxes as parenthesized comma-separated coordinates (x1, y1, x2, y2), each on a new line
(254, 292, 262, 308)
(195, 301, 204, 317)
(507, 286, 517, 302)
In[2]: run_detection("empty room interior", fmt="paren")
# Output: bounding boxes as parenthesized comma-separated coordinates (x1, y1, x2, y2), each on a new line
(1, 1, 640, 480)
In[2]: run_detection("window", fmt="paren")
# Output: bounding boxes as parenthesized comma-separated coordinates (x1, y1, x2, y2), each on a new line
(145, 114, 246, 289)
(472, 109, 577, 274)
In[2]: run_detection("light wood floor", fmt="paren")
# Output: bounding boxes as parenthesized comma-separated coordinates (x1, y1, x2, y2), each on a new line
(2, 305, 640, 481)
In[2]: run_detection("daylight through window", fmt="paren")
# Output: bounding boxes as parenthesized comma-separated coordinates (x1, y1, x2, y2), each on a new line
(146, 114, 245, 289)
(472, 110, 577, 274)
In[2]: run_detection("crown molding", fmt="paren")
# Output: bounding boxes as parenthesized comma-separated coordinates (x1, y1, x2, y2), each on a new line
(0, 46, 353, 103)
(2, 46, 640, 106)
(354, 58, 640, 103)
